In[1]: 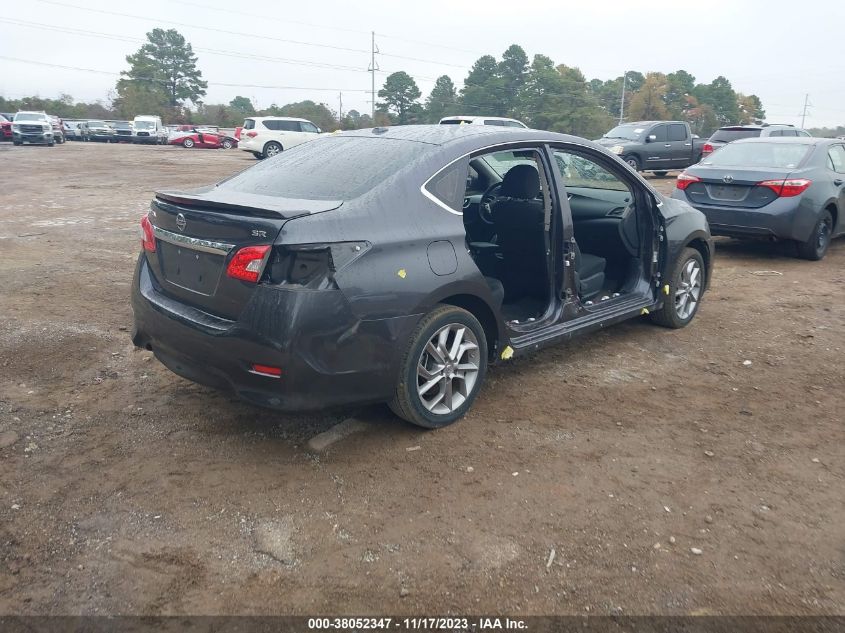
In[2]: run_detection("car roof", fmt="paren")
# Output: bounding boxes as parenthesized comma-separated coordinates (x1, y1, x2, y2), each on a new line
(248, 116, 311, 122)
(732, 136, 824, 145)
(338, 123, 588, 147)
(440, 115, 521, 122)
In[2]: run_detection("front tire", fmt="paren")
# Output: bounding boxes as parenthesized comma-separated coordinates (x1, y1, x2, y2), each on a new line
(623, 155, 641, 171)
(653, 170, 668, 177)
(651, 247, 705, 329)
(221, 138, 233, 149)
(389, 305, 488, 429)
(796, 210, 832, 261)
(182, 138, 195, 148)
(263, 141, 282, 158)
(252, 151, 264, 159)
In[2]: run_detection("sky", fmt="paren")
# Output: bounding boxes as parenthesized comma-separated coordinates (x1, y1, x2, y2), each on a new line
(1, 0, 843, 128)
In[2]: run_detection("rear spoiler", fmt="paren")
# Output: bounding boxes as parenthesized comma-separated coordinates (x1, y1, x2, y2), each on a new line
(155, 186, 343, 219)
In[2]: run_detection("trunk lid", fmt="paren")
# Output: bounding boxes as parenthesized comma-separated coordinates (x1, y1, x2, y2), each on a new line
(146, 188, 342, 319)
(684, 167, 795, 209)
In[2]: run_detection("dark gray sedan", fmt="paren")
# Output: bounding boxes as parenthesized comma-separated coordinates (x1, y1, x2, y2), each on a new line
(132, 125, 713, 428)
(672, 137, 845, 260)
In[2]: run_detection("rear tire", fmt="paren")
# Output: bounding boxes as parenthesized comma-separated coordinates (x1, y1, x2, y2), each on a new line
(651, 247, 705, 329)
(221, 138, 233, 149)
(263, 141, 282, 158)
(623, 155, 641, 171)
(389, 305, 488, 429)
(653, 170, 668, 177)
(182, 138, 195, 148)
(13, 140, 21, 146)
(796, 210, 832, 261)
(252, 152, 264, 159)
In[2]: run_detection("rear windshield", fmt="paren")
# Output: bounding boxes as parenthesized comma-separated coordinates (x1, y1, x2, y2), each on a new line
(710, 129, 761, 143)
(440, 119, 471, 125)
(702, 142, 812, 169)
(218, 136, 431, 200)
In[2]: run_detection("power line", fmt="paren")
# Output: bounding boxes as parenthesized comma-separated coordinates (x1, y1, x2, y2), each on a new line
(31, 0, 371, 54)
(0, 56, 370, 93)
(0, 17, 367, 73)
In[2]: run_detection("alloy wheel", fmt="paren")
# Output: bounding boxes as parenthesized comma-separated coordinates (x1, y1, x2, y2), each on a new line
(675, 258, 702, 320)
(416, 323, 480, 415)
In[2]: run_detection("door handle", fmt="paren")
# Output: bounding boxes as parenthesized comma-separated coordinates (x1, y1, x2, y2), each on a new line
(835, 179, 844, 186)
(664, 144, 672, 147)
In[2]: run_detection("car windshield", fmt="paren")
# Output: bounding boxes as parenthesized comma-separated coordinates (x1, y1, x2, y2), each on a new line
(218, 136, 433, 201)
(602, 125, 644, 141)
(89, 120, 105, 126)
(710, 129, 761, 143)
(135, 121, 155, 129)
(14, 113, 47, 122)
(702, 142, 812, 169)
(115, 122, 131, 129)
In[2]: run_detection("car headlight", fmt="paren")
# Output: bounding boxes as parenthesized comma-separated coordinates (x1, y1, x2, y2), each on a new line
(609, 145, 625, 155)
(12, 124, 21, 131)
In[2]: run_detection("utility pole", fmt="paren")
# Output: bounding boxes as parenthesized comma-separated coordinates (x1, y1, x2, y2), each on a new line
(338, 92, 343, 124)
(368, 31, 379, 120)
(618, 71, 628, 125)
(800, 93, 810, 128)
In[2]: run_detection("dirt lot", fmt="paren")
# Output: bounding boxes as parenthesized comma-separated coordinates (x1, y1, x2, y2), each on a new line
(0, 142, 843, 616)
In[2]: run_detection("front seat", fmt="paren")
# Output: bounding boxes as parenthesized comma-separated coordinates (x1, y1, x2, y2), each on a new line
(490, 164, 547, 298)
(573, 241, 606, 301)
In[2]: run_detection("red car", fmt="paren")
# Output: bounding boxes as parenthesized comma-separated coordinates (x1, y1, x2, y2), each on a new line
(169, 127, 237, 149)
(0, 113, 12, 141)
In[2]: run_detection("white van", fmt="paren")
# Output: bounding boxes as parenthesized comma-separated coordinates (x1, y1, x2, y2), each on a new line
(132, 115, 168, 144)
(239, 116, 322, 159)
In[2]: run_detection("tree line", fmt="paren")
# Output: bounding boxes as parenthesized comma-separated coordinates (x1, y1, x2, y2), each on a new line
(1, 29, 788, 138)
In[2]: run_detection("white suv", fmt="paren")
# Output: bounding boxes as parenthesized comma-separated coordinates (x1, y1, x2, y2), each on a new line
(239, 116, 323, 159)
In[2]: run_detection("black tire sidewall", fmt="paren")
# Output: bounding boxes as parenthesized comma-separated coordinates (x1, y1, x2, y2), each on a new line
(624, 155, 641, 171)
(800, 211, 832, 260)
(398, 307, 488, 428)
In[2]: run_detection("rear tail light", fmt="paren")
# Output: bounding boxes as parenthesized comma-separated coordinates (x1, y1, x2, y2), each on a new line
(226, 245, 271, 282)
(757, 179, 812, 198)
(246, 131, 257, 138)
(702, 143, 714, 155)
(266, 242, 370, 289)
(676, 171, 701, 191)
(140, 215, 156, 252)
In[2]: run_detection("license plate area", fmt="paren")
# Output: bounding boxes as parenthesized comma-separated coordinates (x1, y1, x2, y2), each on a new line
(706, 184, 750, 202)
(159, 242, 226, 296)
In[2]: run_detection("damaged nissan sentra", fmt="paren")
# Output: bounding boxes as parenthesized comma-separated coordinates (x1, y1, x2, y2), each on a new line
(131, 125, 713, 428)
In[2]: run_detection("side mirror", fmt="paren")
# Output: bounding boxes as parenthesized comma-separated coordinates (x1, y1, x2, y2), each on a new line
(646, 134, 657, 143)
(317, 128, 323, 134)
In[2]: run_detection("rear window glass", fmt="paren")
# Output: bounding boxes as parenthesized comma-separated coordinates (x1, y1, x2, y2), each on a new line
(218, 136, 431, 200)
(264, 120, 300, 131)
(710, 129, 760, 143)
(440, 119, 471, 125)
(243, 119, 255, 130)
(702, 142, 812, 169)
(668, 124, 687, 141)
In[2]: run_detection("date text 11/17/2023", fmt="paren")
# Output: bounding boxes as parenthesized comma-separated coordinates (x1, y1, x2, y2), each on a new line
(307, 617, 528, 630)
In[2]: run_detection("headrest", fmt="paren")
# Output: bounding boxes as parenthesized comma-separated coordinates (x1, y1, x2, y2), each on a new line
(500, 164, 541, 199)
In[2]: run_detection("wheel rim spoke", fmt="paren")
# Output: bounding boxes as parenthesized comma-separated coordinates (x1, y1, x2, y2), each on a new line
(416, 322, 480, 415)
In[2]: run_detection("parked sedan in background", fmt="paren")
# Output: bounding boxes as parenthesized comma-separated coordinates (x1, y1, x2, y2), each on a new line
(701, 123, 810, 158)
(169, 127, 237, 149)
(49, 116, 65, 144)
(673, 137, 845, 260)
(0, 113, 12, 141)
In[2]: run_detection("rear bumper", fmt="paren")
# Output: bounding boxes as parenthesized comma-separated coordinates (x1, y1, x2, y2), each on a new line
(671, 192, 813, 241)
(130, 256, 419, 412)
